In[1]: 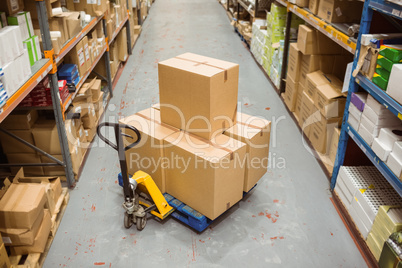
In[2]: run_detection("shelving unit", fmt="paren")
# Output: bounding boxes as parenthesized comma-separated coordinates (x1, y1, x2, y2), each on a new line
(55, 16, 104, 64)
(0, 59, 52, 122)
(0, 0, 138, 188)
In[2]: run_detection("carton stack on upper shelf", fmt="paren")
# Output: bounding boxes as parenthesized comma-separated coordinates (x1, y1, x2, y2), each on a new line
(120, 53, 271, 220)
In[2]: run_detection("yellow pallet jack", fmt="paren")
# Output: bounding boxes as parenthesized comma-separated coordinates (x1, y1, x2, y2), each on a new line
(97, 122, 174, 230)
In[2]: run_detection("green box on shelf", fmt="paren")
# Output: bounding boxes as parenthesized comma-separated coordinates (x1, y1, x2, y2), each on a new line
(372, 74, 388, 91)
(22, 35, 40, 66)
(376, 67, 391, 80)
(377, 56, 402, 72)
(379, 46, 402, 63)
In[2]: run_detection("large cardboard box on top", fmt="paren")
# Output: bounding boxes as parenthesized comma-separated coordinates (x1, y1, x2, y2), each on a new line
(0, 183, 46, 229)
(287, 43, 302, 82)
(32, 120, 61, 155)
(1, 110, 38, 130)
(318, 0, 363, 23)
(223, 113, 271, 192)
(65, 38, 86, 77)
(163, 132, 247, 220)
(297, 25, 343, 55)
(309, 113, 342, 154)
(120, 108, 177, 193)
(158, 53, 239, 140)
(10, 210, 51, 255)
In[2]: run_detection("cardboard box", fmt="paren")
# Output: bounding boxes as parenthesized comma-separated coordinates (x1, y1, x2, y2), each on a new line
(1, 110, 38, 130)
(315, 83, 346, 118)
(299, 91, 318, 135)
(287, 43, 302, 82)
(223, 113, 271, 192)
(0, 208, 43, 246)
(10, 210, 51, 255)
(65, 39, 86, 77)
(284, 75, 299, 112)
(318, 0, 363, 23)
(297, 25, 343, 55)
(357, 123, 374, 146)
(66, 12, 81, 39)
(70, 140, 83, 175)
(91, 79, 102, 102)
(32, 120, 62, 155)
(0, 183, 46, 229)
(0, 243, 10, 268)
(372, 138, 392, 162)
(309, 113, 342, 154)
(48, 16, 68, 45)
(0, 178, 11, 200)
(7, 11, 33, 41)
(329, 127, 341, 163)
(349, 104, 363, 122)
(0, 129, 36, 154)
(72, 95, 92, 116)
(117, 27, 128, 62)
(362, 105, 399, 127)
(305, 71, 341, 100)
(387, 151, 402, 178)
(158, 53, 239, 140)
(38, 155, 65, 176)
(0, 0, 24, 15)
(164, 131, 246, 220)
(84, 127, 96, 143)
(82, 107, 97, 129)
(378, 127, 402, 149)
(348, 113, 359, 131)
(299, 54, 333, 87)
(309, 0, 320, 14)
(120, 108, 177, 193)
(295, 82, 305, 119)
(6, 153, 44, 176)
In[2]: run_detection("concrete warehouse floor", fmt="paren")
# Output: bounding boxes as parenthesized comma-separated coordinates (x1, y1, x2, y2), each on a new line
(45, 0, 367, 266)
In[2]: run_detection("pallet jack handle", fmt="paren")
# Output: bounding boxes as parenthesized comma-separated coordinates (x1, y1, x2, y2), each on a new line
(97, 122, 141, 200)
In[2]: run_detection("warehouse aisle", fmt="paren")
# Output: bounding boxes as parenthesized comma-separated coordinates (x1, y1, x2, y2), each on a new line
(45, 0, 367, 266)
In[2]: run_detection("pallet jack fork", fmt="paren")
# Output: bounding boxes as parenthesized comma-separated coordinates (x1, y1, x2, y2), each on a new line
(97, 122, 174, 230)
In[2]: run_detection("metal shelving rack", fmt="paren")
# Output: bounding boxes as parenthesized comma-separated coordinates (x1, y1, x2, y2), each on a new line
(330, 0, 402, 198)
(0, 0, 135, 188)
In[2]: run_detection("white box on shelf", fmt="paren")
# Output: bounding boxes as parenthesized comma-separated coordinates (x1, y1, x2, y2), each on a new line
(392, 141, 402, 160)
(351, 192, 374, 232)
(349, 104, 363, 122)
(358, 123, 374, 146)
(386, 152, 402, 178)
(360, 114, 382, 137)
(348, 114, 360, 131)
(7, 12, 33, 41)
(366, 94, 392, 115)
(372, 138, 392, 162)
(335, 174, 354, 206)
(378, 127, 402, 148)
(348, 204, 370, 239)
(387, 64, 402, 105)
(0, 26, 23, 66)
(363, 105, 399, 127)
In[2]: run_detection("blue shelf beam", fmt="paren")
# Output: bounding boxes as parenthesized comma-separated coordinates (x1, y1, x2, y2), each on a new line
(369, 0, 402, 21)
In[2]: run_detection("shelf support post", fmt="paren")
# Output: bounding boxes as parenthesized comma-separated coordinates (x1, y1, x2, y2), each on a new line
(103, 18, 114, 98)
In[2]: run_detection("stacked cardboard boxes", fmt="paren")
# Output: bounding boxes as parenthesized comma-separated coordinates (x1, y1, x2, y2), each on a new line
(335, 166, 402, 239)
(0, 168, 62, 256)
(250, 20, 267, 66)
(121, 53, 271, 220)
(284, 24, 352, 160)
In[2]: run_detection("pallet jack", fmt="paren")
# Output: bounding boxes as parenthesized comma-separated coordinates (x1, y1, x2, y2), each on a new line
(97, 122, 174, 230)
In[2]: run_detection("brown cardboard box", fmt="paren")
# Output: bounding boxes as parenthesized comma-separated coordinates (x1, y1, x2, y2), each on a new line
(117, 27, 128, 62)
(299, 91, 318, 135)
(107, 19, 114, 40)
(295, 82, 305, 119)
(0, 243, 10, 268)
(223, 113, 271, 192)
(82, 107, 97, 129)
(14, 169, 62, 204)
(120, 108, 177, 193)
(141, 1, 147, 20)
(284, 75, 299, 112)
(49, 17, 68, 45)
(134, 25, 141, 35)
(329, 127, 341, 164)
(0, 130, 36, 154)
(0, 208, 43, 246)
(296, 0, 309, 8)
(94, 91, 104, 112)
(91, 79, 102, 102)
(10, 210, 51, 255)
(70, 141, 83, 175)
(110, 42, 119, 62)
(72, 95, 92, 116)
(77, 124, 87, 145)
(305, 71, 341, 100)
(297, 25, 343, 55)
(39, 155, 65, 176)
(0, 0, 23, 15)
(65, 39, 86, 77)
(77, 79, 94, 99)
(287, 43, 302, 82)
(32, 120, 61, 155)
(309, 0, 320, 14)
(164, 132, 246, 220)
(65, 119, 78, 152)
(66, 12, 81, 39)
(82, 36, 92, 73)
(299, 54, 337, 87)
(315, 83, 346, 118)
(110, 60, 118, 79)
(84, 127, 96, 143)
(0, 178, 11, 200)
(6, 154, 44, 176)
(1, 110, 38, 130)
(159, 53, 239, 140)
(309, 114, 342, 154)
(318, 0, 363, 23)
(0, 183, 46, 229)
(52, 37, 62, 55)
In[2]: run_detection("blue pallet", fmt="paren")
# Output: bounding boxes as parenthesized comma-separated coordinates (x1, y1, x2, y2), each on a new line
(163, 193, 212, 232)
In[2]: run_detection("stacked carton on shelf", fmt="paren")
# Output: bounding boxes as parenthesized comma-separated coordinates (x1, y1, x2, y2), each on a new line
(121, 53, 271, 220)
(250, 19, 267, 66)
